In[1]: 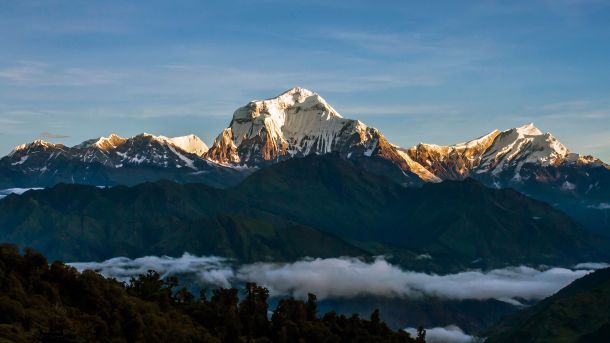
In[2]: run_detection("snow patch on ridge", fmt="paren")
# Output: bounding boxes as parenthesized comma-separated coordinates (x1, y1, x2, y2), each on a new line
(167, 134, 209, 156)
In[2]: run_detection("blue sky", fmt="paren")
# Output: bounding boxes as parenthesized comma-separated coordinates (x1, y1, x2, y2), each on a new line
(1, 0, 610, 161)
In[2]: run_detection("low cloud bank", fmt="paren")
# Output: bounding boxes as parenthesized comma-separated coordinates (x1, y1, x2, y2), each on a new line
(70, 255, 597, 302)
(69, 253, 234, 288)
(404, 326, 478, 343)
(238, 257, 590, 301)
(588, 203, 610, 210)
(574, 262, 609, 270)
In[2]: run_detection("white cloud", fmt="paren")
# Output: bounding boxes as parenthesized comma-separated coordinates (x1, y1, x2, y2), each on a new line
(404, 325, 479, 343)
(70, 255, 597, 303)
(40, 131, 70, 139)
(588, 203, 610, 210)
(238, 257, 591, 301)
(323, 29, 493, 62)
(540, 100, 591, 111)
(69, 253, 235, 288)
(575, 262, 610, 270)
(0, 62, 125, 87)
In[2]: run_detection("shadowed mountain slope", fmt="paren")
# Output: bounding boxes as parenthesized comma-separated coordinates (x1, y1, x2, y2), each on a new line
(486, 267, 610, 343)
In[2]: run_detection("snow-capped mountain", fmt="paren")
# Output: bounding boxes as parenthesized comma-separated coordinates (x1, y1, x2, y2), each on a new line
(406, 123, 607, 182)
(477, 123, 568, 177)
(206, 87, 382, 163)
(2, 88, 607, 189)
(205, 87, 429, 183)
(72, 133, 209, 169)
(8, 133, 209, 171)
(3, 86, 607, 190)
(0, 133, 242, 189)
(203, 87, 606, 188)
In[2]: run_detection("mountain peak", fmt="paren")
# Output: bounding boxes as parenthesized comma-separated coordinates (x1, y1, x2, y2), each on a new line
(211, 87, 350, 163)
(406, 123, 578, 180)
(232, 86, 341, 122)
(277, 86, 316, 99)
(514, 123, 543, 136)
(29, 139, 53, 147)
(94, 134, 127, 150)
(9, 139, 62, 156)
(166, 134, 209, 156)
(208, 88, 404, 167)
(476, 123, 569, 174)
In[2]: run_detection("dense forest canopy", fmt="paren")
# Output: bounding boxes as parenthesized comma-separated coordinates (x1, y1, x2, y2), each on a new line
(0, 244, 423, 342)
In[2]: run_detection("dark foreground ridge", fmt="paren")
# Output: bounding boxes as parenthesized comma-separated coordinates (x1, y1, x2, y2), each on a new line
(0, 244, 421, 343)
(486, 267, 610, 342)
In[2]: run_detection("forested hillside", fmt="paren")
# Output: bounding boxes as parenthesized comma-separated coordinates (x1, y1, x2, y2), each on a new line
(0, 244, 419, 343)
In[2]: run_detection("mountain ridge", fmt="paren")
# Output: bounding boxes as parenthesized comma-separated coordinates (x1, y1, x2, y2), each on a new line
(0, 132, 246, 189)
(1, 87, 609, 236)
(4, 87, 607, 186)
(5, 87, 607, 183)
